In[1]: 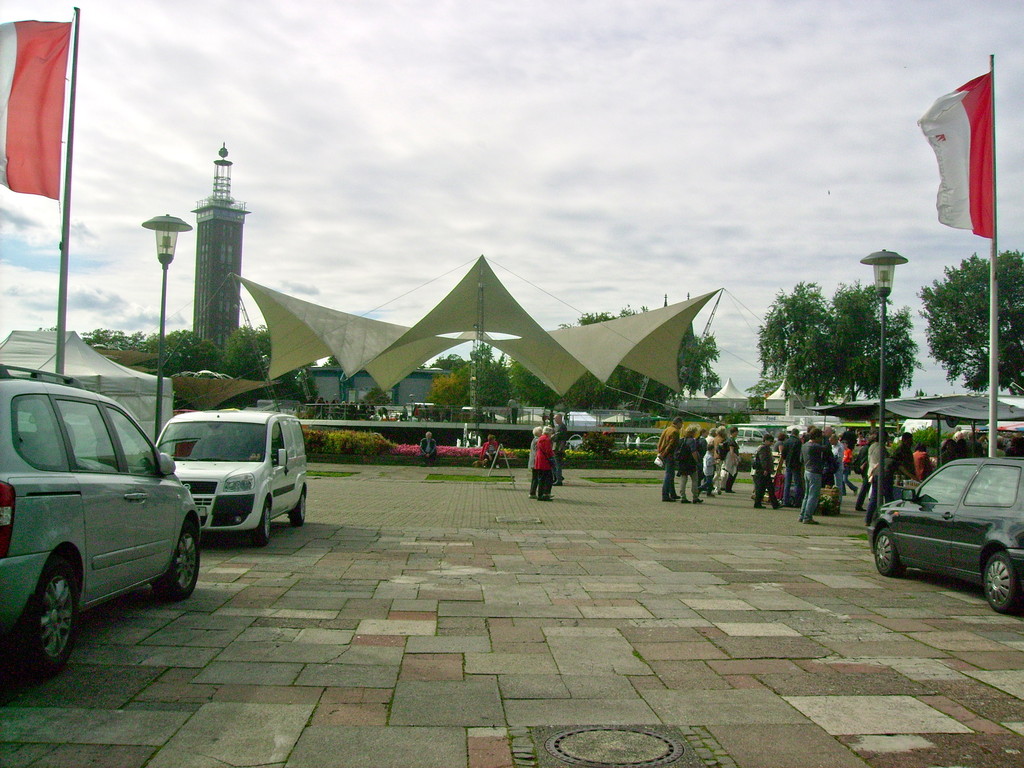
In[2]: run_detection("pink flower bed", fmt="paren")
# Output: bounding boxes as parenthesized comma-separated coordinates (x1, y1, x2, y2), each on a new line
(389, 444, 479, 458)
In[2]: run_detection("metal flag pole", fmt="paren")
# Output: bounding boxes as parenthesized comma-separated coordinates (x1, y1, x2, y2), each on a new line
(54, 7, 81, 374)
(987, 54, 999, 455)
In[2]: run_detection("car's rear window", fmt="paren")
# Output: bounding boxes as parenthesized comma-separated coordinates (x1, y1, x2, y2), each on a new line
(964, 464, 1020, 508)
(12, 394, 67, 471)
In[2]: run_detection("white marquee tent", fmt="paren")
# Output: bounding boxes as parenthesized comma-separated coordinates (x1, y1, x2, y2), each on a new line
(0, 330, 171, 434)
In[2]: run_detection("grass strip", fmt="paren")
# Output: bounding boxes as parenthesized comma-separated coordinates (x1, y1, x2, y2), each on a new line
(425, 474, 514, 483)
(308, 471, 357, 478)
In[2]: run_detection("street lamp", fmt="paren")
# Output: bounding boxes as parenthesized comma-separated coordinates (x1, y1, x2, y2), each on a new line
(861, 249, 908, 519)
(142, 214, 193, 439)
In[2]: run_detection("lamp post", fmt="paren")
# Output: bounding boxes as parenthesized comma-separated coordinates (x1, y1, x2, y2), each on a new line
(142, 214, 193, 439)
(861, 249, 908, 518)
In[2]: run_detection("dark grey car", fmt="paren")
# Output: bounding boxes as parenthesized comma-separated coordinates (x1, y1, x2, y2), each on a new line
(871, 457, 1024, 613)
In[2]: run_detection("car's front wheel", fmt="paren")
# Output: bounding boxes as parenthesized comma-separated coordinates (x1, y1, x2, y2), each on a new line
(984, 551, 1023, 614)
(873, 528, 905, 578)
(153, 519, 200, 601)
(20, 554, 79, 677)
(251, 498, 272, 547)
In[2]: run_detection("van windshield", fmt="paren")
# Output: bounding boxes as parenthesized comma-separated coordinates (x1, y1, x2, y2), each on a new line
(159, 422, 266, 462)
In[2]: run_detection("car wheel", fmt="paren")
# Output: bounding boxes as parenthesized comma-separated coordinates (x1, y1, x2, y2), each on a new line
(288, 488, 306, 527)
(20, 555, 79, 677)
(873, 528, 905, 578)
(251, 498, 272, 547)
(153, 519, 201, 601)
(984, 551, 1023, 614)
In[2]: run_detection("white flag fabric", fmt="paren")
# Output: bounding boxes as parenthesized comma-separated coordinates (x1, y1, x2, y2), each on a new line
(918, 73, 993, 239)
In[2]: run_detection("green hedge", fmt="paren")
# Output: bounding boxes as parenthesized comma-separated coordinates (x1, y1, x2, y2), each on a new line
(303, 428, 394, 456)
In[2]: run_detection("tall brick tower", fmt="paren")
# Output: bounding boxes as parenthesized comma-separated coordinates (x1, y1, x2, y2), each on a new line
(192, 144, 250, 348)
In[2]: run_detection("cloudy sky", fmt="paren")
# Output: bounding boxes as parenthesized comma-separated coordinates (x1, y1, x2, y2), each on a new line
(2, 0, 1022, 400)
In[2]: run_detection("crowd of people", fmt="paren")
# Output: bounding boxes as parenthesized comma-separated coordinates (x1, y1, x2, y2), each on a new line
(654, 420, 1002, 525)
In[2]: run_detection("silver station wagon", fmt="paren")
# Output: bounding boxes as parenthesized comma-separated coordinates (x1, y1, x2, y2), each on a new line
(0, 365, 200, 676)
(871, 457, 1024, 614)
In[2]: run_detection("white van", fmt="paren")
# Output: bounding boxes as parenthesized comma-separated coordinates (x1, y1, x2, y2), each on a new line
(157, 410, 307, 547)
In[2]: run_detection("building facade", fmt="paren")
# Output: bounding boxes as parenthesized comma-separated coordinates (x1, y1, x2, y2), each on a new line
(192, 145, 250, 348)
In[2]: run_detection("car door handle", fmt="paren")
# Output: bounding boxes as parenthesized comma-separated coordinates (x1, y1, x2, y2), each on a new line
(124, 492, 148, 502)
(942, 511, 953, 520)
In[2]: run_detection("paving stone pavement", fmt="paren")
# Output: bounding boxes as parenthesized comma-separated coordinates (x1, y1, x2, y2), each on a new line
(2, 464, 1024, 768)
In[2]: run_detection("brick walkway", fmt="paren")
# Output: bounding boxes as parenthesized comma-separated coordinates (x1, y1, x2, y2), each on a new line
(2, 464, 1023, 767)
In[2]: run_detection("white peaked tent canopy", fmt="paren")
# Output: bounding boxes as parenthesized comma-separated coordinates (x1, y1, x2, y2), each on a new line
(766, 381, 787, 401)
(0, 330, 171, 429)
(711, 377, 747, 400)
(239, 257, 719, 395)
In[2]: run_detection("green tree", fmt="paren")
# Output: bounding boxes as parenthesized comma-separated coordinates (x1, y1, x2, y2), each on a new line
(81, 328, 149, 350)
(365, 386, 393, 405)
(152, 330, 222, 376)
(427, 370, 469, 406)
(508, 360, 560, 408)
(221, 326, 309, 406)
(758, 282, 917, 403)
(831, 283, 918, 400)
(920, 251, 1024, 391)
(471, 345, 512, 407)
(677, 329, 720, 396)
(222, 325, 270, 380)
(431, 353, 471, 375)
(758, 283, 833, 404)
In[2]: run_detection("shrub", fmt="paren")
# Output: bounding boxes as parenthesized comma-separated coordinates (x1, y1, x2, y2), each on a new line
(581, 431, 616, 458)
(303, 428, 394, 456)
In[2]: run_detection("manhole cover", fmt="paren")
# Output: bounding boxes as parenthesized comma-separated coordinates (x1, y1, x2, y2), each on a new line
(544, 726, 688, 767)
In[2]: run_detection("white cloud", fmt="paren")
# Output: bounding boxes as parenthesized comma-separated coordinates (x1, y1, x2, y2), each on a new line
(2, 0, 1022, 398)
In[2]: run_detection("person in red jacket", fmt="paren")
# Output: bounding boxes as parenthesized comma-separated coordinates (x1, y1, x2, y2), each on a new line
(478, 434, 500, 467)
(913, 443, 933, 481)
(535, 426, 555, 500)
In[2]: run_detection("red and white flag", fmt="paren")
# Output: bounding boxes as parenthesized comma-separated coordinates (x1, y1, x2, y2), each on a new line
(0, 20, 72, 199)
(918, 72, 993, 239)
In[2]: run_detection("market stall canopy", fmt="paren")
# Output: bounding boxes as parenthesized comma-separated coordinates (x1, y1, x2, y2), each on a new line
(238, 257, 719, 395)
(811, 394, 1024, 423)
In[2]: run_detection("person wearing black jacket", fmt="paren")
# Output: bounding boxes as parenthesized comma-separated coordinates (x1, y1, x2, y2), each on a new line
(674, 425, 703, 504)
(799, 428, 828, 524)
(752, 433, 781, 509)
(781, 427, 803, 507)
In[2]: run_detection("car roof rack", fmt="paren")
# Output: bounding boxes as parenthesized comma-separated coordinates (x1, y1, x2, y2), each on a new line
(0, 363, 80, 387)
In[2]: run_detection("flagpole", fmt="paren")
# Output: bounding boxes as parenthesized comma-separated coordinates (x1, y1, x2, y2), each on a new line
(54, 7, 80, 375)
(987, 54, 999, 455)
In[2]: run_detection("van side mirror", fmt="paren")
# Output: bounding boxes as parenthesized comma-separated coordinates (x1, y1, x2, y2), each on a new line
(157, 452, 176, 476)
(277, 448, 288, 468)
(900, 487, 916, 502)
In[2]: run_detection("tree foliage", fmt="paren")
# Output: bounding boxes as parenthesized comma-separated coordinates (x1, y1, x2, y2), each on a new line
(677, 329, 720, 396)
(428, 370, 469, 406)
(81, 328, 149, 350)
(471, 344, 512, 406)
(919, 251, 1024, 391)
(156, 330, 223, 376)
(758, 281, 918, 404)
